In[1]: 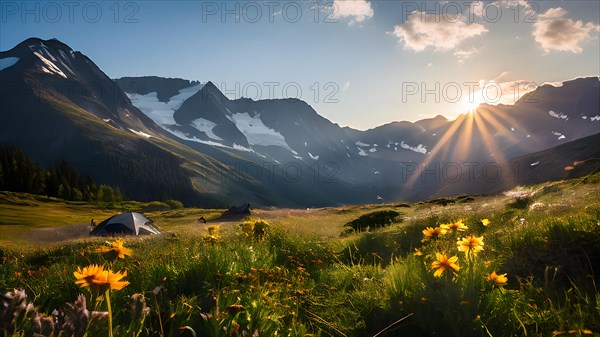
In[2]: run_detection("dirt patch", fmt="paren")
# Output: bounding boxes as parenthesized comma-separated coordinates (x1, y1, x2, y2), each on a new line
(27, 224, 93, 245)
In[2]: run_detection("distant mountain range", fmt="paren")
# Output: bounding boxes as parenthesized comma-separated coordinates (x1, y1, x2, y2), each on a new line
(1, 38, 599, 206)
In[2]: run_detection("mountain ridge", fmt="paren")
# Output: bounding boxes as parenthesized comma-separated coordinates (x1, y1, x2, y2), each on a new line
(2, 38, 599, 206)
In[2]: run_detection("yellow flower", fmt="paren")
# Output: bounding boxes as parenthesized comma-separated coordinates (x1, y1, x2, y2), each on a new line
(441, 219, 468, 232)
(481, 219, 491, 227)
(414, 248, 423, 256)
(98, 239, 132, 259)
(422, 227, 447, 241)
(485, 271, 507, 287)
(239, 222, 254, 237)
(207, 225, 220, 236)
(430, 253, 460, 277)
(92, 269, 130, 291)
(74, 264, 105, 288)
(74, 264, 129, 292)
(457, 235, 484, 256)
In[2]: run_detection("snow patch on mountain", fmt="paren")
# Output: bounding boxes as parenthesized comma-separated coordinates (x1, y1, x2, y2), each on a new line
(357, 147, 368, 156)
(170, 130, 254, 152)
(191, 118, 222, 141)
(552, 131, 566, 140)
(129, 129, 151, 139)
(229, 112, 291, 149)
(308, 152, 319, 160)
(232, 144, 254, 152)
(591, 115, 600, 121)
(549, 110, 568, 120)
(127, 83, 203, 127)
(0, 57, 19, 71)
(33, 51, 67, 78)
(400, 141, 427, 154)
(355, 141, 370, 147)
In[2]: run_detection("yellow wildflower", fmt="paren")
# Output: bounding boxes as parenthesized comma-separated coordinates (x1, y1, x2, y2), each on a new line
(97, 239, 132, 259)
(422, 227, 447, 241)
(485, 271, 508, 287)
(430, 253, 460, 277)
(92, 269, 130, 291)
(207, 225, 220, 236)
(441, 219, 468, 232)
(457, 235, 484, 256)
(74, 264, 105, 288)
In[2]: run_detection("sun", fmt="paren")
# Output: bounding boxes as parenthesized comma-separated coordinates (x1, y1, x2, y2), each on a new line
(461, 93, 483, 114)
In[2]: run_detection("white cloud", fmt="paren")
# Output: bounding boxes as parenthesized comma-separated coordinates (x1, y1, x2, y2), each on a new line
(331, 0, 374, 24)
(533, 7, 599, 54)
(390, 11, 488, 52)
(469, 0, 534, 19)
(454, 47, 481, 63)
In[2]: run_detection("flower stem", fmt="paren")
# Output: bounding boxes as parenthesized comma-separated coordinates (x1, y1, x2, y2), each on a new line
(105, 289, 113, 337)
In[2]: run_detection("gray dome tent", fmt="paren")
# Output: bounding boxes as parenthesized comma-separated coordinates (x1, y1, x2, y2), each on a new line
(90, 212, 161, 236)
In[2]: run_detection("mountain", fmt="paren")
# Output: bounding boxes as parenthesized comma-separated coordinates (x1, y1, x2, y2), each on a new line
(119, 73, 599, 202)
(0, 38, 369, 207)
(2, 38, 599, 206)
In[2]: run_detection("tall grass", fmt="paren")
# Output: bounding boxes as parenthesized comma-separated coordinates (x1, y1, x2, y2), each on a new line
(1, 175, 600, 336)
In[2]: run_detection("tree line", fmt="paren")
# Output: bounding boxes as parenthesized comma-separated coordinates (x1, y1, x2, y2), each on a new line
(0, 145, 123, 202)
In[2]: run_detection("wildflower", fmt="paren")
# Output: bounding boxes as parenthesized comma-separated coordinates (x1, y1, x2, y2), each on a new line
(422, 227, 447, 241)
(97, 239, 132, 259)
(481, 219, 491, 226)
(485, 271, 508, 287)
(74, 265, 129, 292)
(207, 225, 220, 236)
(92, 269, 130, 291)
(441, 219, 468, 232)
(430, 253, 460, 277)
(457, 235, 484, 256)
(74, 264, 105, 289)
(253, 220, 270, 240)
(239, 222, 254, 236)
(414, 248, 423, 256)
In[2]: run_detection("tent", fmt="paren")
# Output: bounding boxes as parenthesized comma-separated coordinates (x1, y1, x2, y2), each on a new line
(90, 212, 161, 236)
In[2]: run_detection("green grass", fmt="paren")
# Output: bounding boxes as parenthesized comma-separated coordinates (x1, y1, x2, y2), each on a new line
(1, 173, 599, 336)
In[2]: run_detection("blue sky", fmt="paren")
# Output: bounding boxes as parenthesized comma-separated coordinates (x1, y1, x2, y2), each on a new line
(1, 0, 599, 130)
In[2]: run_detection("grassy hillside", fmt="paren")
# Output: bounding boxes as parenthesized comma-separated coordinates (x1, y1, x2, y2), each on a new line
(0, 173, 599, 336)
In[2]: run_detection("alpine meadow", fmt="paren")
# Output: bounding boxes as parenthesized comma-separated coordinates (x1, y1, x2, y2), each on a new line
(1, 1, 599, 336)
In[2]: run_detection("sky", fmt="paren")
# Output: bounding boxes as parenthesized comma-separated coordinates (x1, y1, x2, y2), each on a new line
(1, 0, 599, 130)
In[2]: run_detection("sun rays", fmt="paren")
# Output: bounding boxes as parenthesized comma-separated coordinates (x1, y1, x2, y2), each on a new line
(404, 103, 527, 192)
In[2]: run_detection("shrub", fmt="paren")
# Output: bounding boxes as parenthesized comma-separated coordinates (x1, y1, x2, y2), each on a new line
(164, 199, 184, 209)
(344, 210, 401, 232)
(142, 201, 170, 212)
